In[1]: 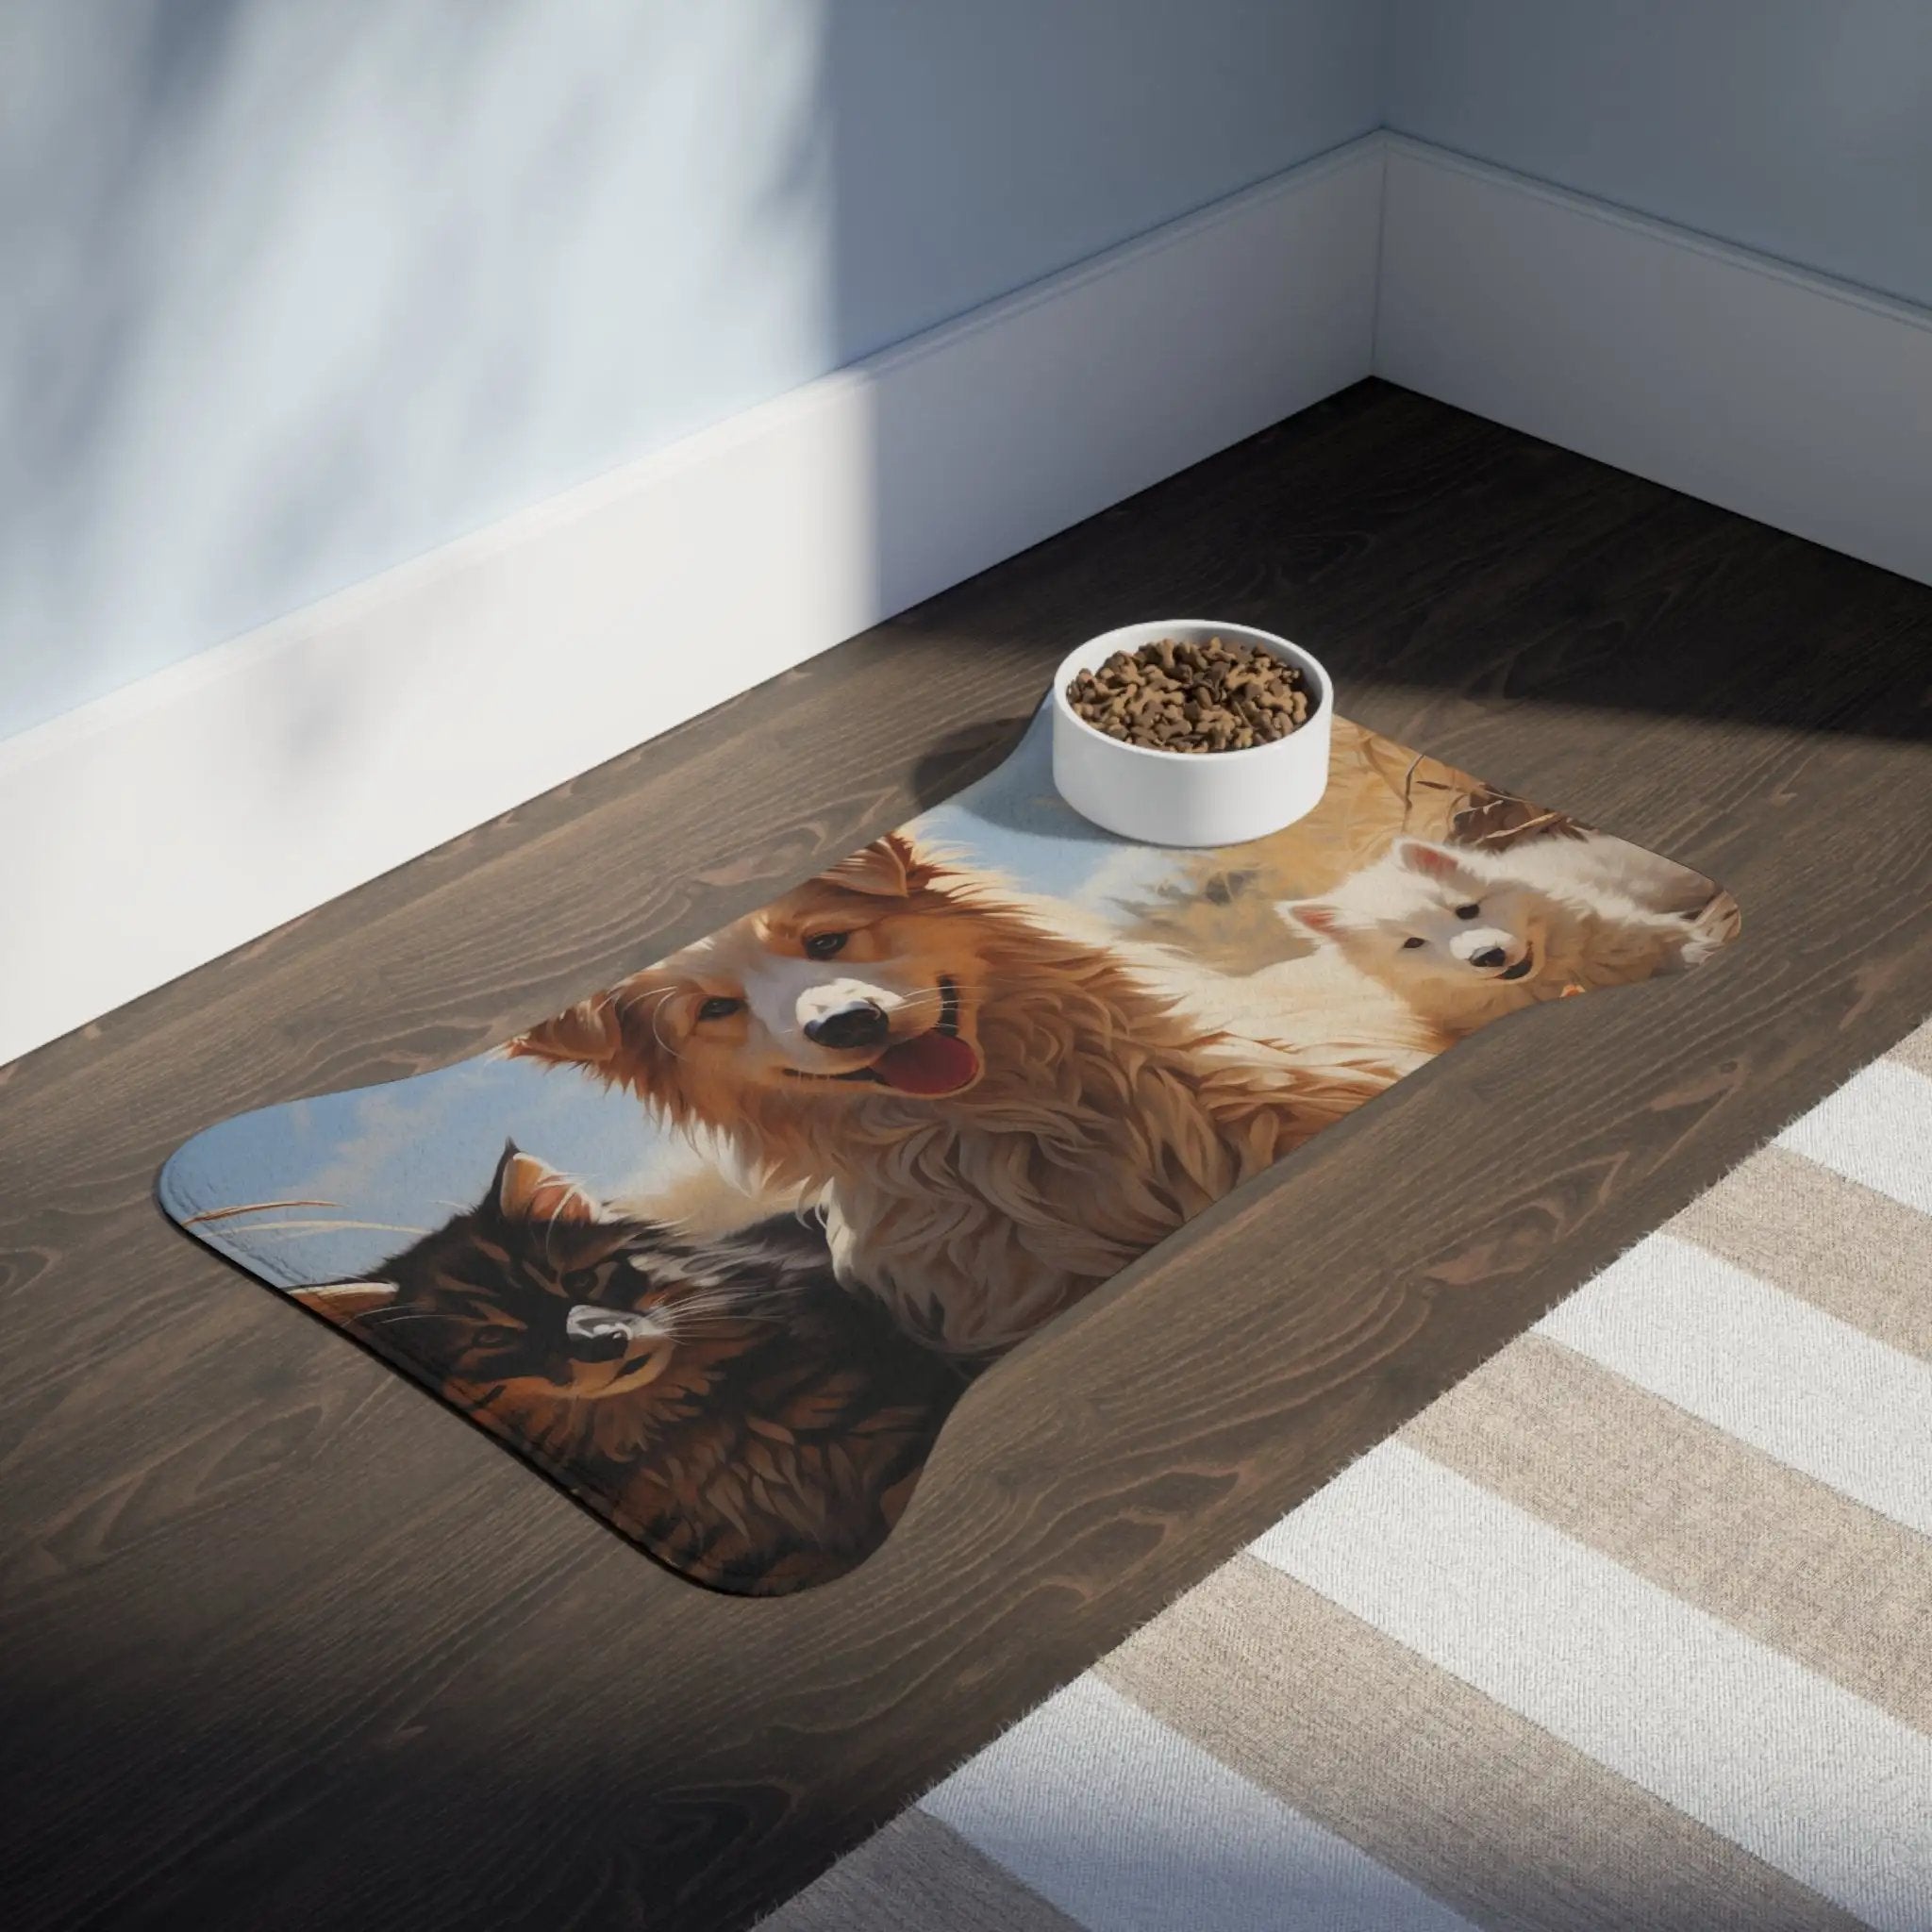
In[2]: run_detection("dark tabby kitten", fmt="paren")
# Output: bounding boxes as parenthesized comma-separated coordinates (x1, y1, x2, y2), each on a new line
(294, 1142, 963, 1594)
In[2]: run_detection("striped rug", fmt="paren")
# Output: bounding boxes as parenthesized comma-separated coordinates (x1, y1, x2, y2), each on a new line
(764, 1020, 1932, 1932)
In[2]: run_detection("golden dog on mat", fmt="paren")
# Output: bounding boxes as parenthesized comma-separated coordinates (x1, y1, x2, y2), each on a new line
(509, 834, 1400, 1357)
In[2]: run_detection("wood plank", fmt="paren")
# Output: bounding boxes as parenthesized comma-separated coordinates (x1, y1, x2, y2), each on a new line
(1, 381, 1928, 1931)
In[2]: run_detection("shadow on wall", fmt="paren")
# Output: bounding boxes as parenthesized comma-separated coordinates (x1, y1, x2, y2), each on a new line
(8, 3, 1932, 758)
(0, 0, 835, 743)
(0, 0, 1381, 744)
(819, 0, 1386, 652)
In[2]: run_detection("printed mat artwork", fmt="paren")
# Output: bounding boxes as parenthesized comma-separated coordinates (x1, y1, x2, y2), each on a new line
(160, 708, 1740, 1594)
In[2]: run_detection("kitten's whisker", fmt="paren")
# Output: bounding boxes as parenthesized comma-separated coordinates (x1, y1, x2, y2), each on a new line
(708, 1274, 814, 1302)
(182, 1197, 340, 1226)
(251, 1221, 429, 1239)
(673, 1281, 797, 1314)
(649, 1294, 750, 1327)
(349, 1313, 450, 1344)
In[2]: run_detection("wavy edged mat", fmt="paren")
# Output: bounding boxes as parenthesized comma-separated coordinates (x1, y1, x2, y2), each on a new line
(160, 708, 1738, 1594)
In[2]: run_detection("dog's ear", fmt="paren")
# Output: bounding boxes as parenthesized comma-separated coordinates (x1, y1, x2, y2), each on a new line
(1280, 899, 1341, 935)
(1392, 839, 1476, 886)
(491, 1140, 606, 1226)
(291, 1280, 398, 1320)
(508, 978, 684, 1104)
(818, 832, 935, 899)
(506, 993, 626, 1073)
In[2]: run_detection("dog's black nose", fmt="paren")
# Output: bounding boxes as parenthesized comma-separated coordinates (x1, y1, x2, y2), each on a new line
(1470, 946, 1507, 970)
(804, 1000, 891, 1050)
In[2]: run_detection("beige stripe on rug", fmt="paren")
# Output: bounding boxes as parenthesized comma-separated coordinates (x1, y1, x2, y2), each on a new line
(762, 1019, 1932, 1932)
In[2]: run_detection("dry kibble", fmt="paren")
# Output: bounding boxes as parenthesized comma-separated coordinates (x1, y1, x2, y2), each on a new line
(1065, 635, 1315, 753)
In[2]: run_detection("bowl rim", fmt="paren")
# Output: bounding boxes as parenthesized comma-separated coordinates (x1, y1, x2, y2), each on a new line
(1050, 618, 1333, 766)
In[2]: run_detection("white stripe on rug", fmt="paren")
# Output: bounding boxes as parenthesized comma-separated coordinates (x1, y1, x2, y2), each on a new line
(918, 1671, 1475, 1932)
(1250, 1441, 1932, 1932)
(1093, 1555, 1860, 1932)
(1534, 1231, 1932, 1536)
(1777, 1057, 1932, 1214)
(1402, 1332, 1932, 1732)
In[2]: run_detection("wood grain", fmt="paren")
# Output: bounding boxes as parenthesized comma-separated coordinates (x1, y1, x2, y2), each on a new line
(2, 382, 1929, 1932)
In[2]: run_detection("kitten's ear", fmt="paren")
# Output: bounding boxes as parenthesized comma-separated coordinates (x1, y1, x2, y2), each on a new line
(818, 833, 935, 899)
(1280, 899, 1341, 935)
(1393, 839, 1476, 886)
(291, 1280, 397, 1319)
(491, 1141, 607, 1225)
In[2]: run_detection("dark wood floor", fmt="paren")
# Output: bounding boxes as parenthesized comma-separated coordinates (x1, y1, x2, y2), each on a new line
(3, 381, 1929, 1932)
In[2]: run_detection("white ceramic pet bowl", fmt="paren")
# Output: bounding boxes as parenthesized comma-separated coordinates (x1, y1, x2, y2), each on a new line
(1051, 619, 1333, 847)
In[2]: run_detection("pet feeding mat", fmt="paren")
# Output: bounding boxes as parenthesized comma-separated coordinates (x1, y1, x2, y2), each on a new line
(161, 708, 1737, 1594)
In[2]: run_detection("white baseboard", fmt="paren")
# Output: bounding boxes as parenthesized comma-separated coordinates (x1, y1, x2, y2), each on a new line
(1374, 135, 1932, 589)
(11, 129, 1930, 1067)
(0, 135, 1382, 1068)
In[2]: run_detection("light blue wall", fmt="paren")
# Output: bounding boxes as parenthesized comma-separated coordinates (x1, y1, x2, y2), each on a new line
(21, 2, 1925, 746)
(1384, 1, 1932, 308)
(818, 0, 1385, 360)
(0, 0, 1380, 741)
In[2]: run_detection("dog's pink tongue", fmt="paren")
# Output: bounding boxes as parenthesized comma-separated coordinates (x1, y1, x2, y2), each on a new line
(872, 1030, 979, 1096)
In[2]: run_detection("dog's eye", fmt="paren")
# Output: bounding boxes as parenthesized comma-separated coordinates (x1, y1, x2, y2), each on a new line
(1402, 936, 1427, 950)
(1455, 903, 1481, 921)
(696, 995, 742, 1021)
(562, 1268, 599, 1295)
(804, 930, 849, 958)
